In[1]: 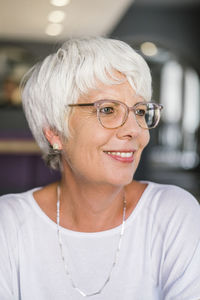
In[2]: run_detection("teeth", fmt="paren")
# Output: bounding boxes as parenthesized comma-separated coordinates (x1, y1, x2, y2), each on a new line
(107, 151, 133, 158)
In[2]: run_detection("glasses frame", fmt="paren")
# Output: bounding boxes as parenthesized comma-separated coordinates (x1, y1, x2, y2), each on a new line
(68, 99, 163, 130)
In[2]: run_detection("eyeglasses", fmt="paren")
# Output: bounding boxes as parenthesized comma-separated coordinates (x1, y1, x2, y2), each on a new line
(68, 100, 163, 130)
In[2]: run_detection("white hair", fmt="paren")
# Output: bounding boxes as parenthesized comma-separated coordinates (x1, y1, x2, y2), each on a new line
(21, 36, 152, 170)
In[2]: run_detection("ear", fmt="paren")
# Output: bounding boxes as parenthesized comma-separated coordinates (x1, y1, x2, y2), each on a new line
(43, 128, 63, 150)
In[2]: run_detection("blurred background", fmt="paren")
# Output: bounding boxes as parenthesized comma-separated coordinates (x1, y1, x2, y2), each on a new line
(0, 0, 200, 201)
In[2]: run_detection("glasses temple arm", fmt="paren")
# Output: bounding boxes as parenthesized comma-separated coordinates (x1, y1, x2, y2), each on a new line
(68, 103, 94, 107)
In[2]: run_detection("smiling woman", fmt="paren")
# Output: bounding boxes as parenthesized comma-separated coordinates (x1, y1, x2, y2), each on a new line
(0, 37, 200, 300)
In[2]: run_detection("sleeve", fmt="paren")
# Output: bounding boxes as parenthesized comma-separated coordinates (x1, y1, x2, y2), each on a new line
(0, 195, 19, 299)
(151, 186, 200, 300)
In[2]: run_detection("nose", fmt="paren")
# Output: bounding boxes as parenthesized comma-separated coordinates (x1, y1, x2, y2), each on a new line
(116, 109, 142, 139)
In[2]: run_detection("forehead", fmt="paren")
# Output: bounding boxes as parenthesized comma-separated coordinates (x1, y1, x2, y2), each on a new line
(78, 77, 143, 105)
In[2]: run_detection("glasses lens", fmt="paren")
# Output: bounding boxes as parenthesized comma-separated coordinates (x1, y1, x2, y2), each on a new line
(135, 103, 161, 129)
(98, 101, 126, 129)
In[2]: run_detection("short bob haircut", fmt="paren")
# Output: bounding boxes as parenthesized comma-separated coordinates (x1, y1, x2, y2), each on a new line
(21, 37, 152, 170)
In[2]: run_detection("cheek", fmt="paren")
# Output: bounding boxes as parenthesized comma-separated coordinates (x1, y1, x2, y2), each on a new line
(62, 138, 91, 178)
(64, 124, 109, 168)
(141, 131, 150, 149)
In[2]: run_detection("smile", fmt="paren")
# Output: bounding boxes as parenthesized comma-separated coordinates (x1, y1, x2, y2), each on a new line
(106, 151, 133, 158)
(104, 151, 135, 163)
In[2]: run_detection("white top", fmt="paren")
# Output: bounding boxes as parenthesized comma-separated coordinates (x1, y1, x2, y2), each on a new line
(0, 181, 200, 300)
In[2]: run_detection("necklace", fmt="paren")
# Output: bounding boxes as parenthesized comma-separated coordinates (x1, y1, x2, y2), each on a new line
(56, 185, 126, 297)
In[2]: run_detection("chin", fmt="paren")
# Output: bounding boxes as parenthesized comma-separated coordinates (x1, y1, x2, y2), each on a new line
(102, 164, 136, 186)
(105, 172, 135, 187)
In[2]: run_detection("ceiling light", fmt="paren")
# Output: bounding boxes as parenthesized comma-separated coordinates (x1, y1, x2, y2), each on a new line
(140, 42, 158, 57)
(48, 10, 65, 23)
(45, 23, 63, 36)
(50, 0, 70, 7)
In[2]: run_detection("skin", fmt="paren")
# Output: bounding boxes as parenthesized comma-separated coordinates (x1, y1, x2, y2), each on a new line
(34, 74, 150, 232)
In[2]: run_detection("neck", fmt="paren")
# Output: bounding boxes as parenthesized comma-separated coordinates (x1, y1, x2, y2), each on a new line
(59, 170, 125, 233)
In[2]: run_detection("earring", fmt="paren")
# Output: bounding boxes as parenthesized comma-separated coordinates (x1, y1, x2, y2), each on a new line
(53, 143, 60, 150)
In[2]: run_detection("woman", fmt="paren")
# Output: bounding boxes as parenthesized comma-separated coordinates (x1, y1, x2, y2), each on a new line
(0, 37, 200, 299)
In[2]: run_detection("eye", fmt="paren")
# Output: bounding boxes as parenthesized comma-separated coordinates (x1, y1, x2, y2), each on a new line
(100, 106, 114, 114)
(135, 109, 146, 116)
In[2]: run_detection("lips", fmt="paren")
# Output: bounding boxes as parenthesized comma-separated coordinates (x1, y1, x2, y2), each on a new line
(104, 150, 135, 162)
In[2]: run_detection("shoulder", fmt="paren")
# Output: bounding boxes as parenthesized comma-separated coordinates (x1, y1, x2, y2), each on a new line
(144, 181, 200, 217)
(144, 181, 200, 251)
(139, 181, 200, 246)
(128, 181, 200, 230)
(0, 188, 40, 231)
